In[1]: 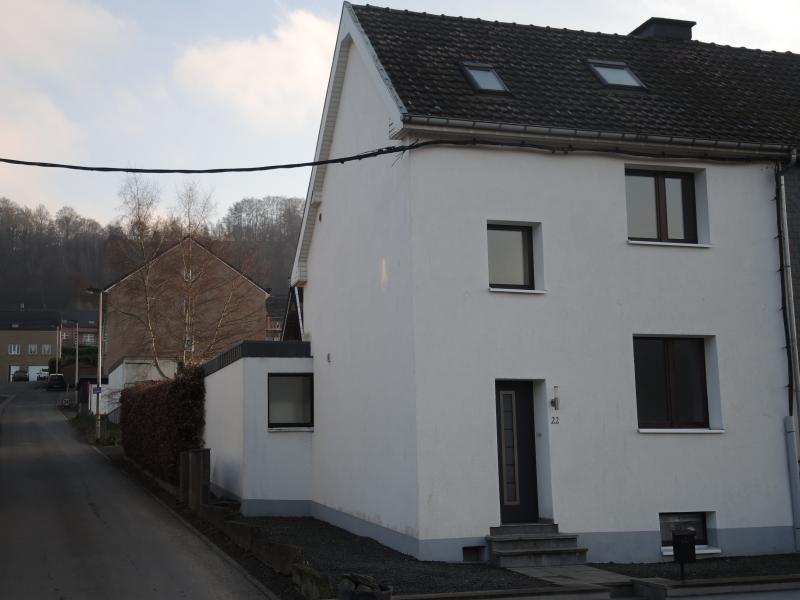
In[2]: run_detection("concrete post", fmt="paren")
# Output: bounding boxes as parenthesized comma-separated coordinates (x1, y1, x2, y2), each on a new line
(179, 451, 191, 505)
(188, 448, 210, 512)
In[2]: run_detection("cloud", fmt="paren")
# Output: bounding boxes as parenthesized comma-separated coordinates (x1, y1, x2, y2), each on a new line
(0, 0, 133, 213)
(0, 0, 133, 80)
(174, 10, 337, 131)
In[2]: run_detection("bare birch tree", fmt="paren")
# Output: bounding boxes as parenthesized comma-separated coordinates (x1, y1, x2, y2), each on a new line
(107, 176, 267, 378)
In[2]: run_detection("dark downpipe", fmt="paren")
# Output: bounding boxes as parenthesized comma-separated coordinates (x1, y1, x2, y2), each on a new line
(777, 149, 798, 415)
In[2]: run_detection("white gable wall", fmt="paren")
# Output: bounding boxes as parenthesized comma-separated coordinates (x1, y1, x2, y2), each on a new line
(302, 39, 420, 543)
(407, 145, 794, 560)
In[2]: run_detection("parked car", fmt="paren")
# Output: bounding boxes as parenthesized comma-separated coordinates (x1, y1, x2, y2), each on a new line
(46, 374, 67, 391)
(12, 370, 29, 382)
(36, 369, 49, 381)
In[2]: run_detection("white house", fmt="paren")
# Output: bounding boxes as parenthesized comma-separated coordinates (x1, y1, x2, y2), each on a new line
(205, 4, 800, 564)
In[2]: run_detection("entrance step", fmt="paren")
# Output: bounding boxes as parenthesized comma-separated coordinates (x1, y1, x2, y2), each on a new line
(487, 532, 581, 551)
(488, 523, 587, 568)
(489, 522, 558, 536)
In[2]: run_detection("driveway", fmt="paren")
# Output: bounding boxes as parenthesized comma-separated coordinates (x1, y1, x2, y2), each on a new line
(0, 383, 267, 599)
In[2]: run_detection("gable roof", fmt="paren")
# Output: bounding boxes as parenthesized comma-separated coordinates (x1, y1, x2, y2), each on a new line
(104, 236, 269, 296)
(0, 310, 61, 331)
(350, 4, 800, 149)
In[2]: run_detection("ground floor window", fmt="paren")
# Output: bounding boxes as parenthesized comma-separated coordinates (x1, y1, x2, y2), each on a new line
(633, 336, 709, 428)
(659, 512, 707, 546)
(268, 373, 313, 428)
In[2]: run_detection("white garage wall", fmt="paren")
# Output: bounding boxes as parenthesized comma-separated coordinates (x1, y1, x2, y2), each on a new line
(205, 360, 245, 500)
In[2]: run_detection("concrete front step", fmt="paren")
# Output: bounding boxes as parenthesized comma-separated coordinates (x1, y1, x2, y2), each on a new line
(492, 547, 589, 568)
(487, 533, 581, 551)
(490, 523, 559, 536)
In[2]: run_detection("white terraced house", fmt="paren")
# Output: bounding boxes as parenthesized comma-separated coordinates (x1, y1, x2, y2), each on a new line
(205, 4, 800, 565)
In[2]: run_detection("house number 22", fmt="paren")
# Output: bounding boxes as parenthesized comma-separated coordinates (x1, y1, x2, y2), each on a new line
(551, 416, 559, 425)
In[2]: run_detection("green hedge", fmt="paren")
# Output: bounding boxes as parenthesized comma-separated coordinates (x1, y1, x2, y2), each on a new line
(120, 366, 205, 484)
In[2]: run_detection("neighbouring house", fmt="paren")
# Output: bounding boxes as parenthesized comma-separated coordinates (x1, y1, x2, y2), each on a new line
(103, 237, 270, 411)
(204, 4, 800, 565)
(0, 310, 61, 381)
(59, 309, 100, 349)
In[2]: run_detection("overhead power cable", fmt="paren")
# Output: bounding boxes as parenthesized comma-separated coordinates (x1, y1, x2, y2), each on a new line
(0, 138, 774, 174)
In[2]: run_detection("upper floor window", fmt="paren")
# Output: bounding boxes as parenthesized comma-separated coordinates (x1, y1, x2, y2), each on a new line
(42, 344, 52, 354)
(462, 63, 509, 93)
(28, 344, 37, 355)
(626, 170, 697, 243)
(488, 224, 534, 290)
(8, 343, 20, 355)
(82, 334, 96, 345)
(62, 331, 70, 340)
(633, 337, 709, 429)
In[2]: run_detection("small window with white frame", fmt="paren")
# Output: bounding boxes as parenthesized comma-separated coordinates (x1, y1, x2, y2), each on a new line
(28, 344, 37, 355)
(8, 343, 20, 355)
(268, 373, 313, 428)
(82, 334, 96, 345)
(42, 344, 52, 354)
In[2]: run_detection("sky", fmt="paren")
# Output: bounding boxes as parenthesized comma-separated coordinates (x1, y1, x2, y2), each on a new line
(2, 0, 799, 224)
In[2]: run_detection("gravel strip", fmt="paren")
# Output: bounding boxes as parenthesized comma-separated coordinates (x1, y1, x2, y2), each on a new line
(592, 554, 800, 580)
(241, 516, 552, 595)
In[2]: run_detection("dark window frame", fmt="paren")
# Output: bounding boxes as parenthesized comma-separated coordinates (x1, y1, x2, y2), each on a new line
(588, 59, 647, 90)
(633, 336, 710, 429)
(487, 224, 535, 290)
(626, 169, 698, 243)
(267, 372, 314, 428)
(462, 62, 510, 94)
(659, 512, 708, 546)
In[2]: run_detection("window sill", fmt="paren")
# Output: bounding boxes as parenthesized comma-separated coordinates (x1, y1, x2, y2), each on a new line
(638, 428, 724, 434)
(268, 427, 314, 433)
(488, 287, 547, 295)
(661, 545, 721, 557)
(628, 240, 711, 249)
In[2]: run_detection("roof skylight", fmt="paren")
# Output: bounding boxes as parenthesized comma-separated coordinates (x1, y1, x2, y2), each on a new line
(589, 60, 644, 88)
(463, 63, 509, 93)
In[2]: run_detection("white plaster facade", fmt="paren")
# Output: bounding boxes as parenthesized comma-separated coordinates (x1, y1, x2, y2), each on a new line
(270, 4, 799, 563)
(205, 353, 313, 515)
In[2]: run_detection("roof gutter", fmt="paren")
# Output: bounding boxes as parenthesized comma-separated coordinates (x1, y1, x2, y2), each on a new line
(400, 115, 791, 160)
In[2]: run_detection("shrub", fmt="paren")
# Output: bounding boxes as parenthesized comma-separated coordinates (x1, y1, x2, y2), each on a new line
(120, 366, 205, 484)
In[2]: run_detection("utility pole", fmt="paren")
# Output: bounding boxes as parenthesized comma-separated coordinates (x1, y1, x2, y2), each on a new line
(86, 288, 104, 440)
(55, 323, 61, 373)
(73, 320, 79, 407)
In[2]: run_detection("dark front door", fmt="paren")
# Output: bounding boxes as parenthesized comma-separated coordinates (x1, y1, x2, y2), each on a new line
(496, 380, 538, 523)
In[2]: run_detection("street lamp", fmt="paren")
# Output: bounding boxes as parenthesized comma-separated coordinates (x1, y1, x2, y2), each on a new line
(86, 287, 104, 440)
(65, 319, 79, 408)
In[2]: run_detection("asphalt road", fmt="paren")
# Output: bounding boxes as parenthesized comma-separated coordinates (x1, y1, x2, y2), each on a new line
(0, 382, 266, 600)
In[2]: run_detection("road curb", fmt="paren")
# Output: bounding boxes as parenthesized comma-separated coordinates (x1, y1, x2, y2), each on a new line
(109, 450, 282, 600)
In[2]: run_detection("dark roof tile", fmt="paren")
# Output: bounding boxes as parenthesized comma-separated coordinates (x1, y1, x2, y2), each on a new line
(351, 4, 800, 146)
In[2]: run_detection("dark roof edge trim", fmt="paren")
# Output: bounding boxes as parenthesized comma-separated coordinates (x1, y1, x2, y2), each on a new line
(400, 115, 791, 159)
(203, 340, 312, 377)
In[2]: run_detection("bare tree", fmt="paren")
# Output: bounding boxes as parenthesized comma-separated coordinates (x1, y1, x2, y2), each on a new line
(106, 177, 267, 378)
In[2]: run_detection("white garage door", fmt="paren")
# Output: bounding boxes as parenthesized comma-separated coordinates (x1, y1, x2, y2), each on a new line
(29, 366, 48, 381)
